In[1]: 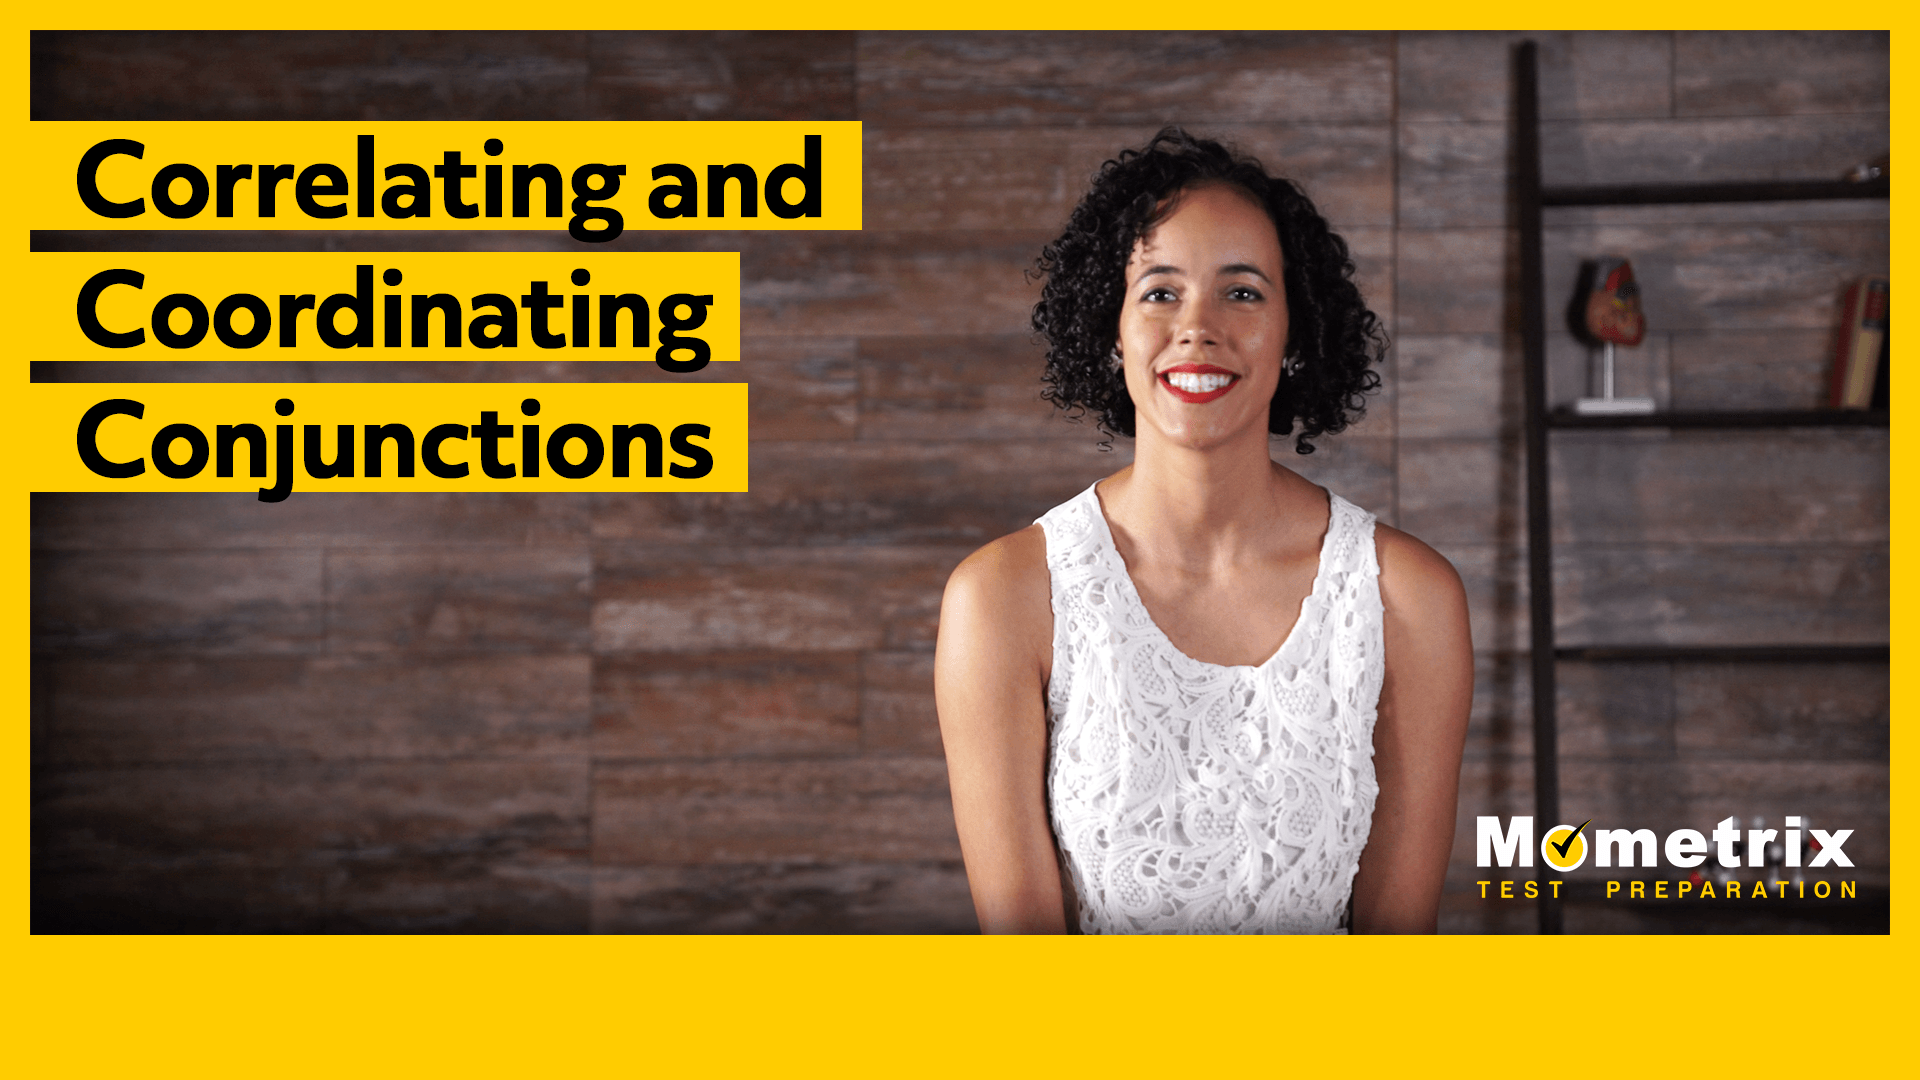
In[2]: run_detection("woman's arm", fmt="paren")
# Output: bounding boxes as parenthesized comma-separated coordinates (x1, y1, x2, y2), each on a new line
(934, 525, 1069, 933)
(1349, 525, 1474, 933)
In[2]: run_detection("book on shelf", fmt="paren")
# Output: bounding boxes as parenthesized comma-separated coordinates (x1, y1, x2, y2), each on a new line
(1829, 276, 1887, 410)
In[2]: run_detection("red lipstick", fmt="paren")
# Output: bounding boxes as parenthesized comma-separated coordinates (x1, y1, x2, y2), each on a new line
(1157, 362, 1240, 404)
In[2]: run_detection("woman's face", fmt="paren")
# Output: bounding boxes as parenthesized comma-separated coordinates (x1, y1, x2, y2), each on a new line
(1117, 182, 1288, 450)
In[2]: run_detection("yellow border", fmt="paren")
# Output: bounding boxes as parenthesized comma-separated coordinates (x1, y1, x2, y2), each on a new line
(11, 936, 1910, 1072)
(12, 4, 1903, 30)
(11, 10, 1908, 1074)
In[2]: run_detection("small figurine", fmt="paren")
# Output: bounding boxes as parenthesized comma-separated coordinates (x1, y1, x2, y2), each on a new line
(1572, 257, 1655, 415)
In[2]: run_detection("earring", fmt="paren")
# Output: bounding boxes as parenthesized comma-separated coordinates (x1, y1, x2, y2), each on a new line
(1110, 346, 1124, 369)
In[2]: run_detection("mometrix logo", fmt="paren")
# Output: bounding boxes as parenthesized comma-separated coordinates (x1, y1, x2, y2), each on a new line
(1476, 816, 1592, 872)
(1541, 820, 1591, 872)
(1476, 816, 1855, 870)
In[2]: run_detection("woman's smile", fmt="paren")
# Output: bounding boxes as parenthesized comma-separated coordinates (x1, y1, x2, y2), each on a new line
(1159, 362, 1240, 402)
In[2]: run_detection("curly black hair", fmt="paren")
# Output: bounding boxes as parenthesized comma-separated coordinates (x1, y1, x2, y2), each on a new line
(1031, 128, 1386, 454)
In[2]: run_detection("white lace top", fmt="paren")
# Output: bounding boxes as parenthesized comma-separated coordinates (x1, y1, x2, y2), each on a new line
(1038, 482, 1385, 934)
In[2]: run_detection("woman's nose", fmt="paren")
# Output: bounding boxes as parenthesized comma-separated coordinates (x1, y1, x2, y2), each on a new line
(1175, 297, 1220, 345)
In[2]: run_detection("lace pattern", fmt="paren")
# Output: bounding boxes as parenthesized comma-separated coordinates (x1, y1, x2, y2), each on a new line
(1040, 483, 1385, 934)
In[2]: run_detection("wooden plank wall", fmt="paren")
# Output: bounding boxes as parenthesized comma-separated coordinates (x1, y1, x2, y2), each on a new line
(31, 31, 1887, 932)
(1401, 32, 1888, 931)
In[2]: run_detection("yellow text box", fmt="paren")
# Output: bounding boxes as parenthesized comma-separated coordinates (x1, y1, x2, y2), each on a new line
(29, 251, 739, 364)
(28, 121, 861, 234)
(25, 383, 747, 496)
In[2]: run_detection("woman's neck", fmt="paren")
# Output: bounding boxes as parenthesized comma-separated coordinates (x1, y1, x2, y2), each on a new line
(1099, 422, 1319, 561)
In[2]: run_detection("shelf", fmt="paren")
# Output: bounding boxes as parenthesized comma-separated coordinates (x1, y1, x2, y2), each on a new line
(1541, 177, 1888, 207)
(1555, 645, 1888, 664)
(1548, 409, 1887, 430)
(1512, 39, 1889, 934)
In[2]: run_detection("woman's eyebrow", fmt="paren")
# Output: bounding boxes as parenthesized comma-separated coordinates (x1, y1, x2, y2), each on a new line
(1136, 263, 1181, 278)
(1219, 262, 1274, 282)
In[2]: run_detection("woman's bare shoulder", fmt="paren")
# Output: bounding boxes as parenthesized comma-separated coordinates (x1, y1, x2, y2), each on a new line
(1372, 523, 1468, 626)
(943, 524, 1052, 631)
(938, 524, 1055, 704)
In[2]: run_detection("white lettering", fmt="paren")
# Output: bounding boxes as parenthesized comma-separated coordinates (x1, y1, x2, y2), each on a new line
(1476, 816, 1533, 867)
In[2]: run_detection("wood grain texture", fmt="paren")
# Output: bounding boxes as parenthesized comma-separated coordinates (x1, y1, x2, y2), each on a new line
(326, 546, 593, 654)
(584, 31, 856, 121)
(1460, 658, 1889, 768)
(1396, 229, 1515, 336)
(1396, 334, 1521, 438)
(38, 654, 591, 765)
(1541, 115, 1889, 188)
(32, 492, 593, 551)
(860, 651, 943, 756)
(1550, 430, 1887, 546)
(1668, 330, 1837, 411)
(1279, 436, 1396, 520)
(35, 758, 590, 858)
(592, 546, 960, 654)
(1398, 31, 1674, 124)
(1425, 545, 1529, 659)
(1398, 437, 1524, 548)
(1396, 115, 1884, 226)
(1550, 661, 1676, 760)
(35, 550, 326, 655)
(740, 230, 1049, 338)
(1398, 121, 1506, 230)
(593, 861, 974, 933)
(34, 361, 321, 382)
(594, 757, 961, 864)
(857, 32, 1392, 127)
(588, 439, 1126, 548)
(856, 335, 1063, 442)
(1673, 31, 1888, 118)
(1544, 200, 1888, 229)
(593, 651, 862, 760)
(863, 123, 1392, 234)
(34, 759, 591, 932)
(1672, 663, 1887, 761)
(33, 30, 857, 122)
(1553, 545, 1886, 647)
(34, 856, 590, 934)
(34, 30, 593, 120)
(1459, 650, 1531, 763)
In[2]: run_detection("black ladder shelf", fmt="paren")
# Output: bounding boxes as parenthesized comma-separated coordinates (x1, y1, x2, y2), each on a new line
(1513, 41, 1889, 933)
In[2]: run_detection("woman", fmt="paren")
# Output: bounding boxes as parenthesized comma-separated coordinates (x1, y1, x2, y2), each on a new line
(935, 130, 1472, 933)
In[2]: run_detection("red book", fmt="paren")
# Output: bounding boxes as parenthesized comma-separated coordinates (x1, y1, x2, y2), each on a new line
(1830, 277, 1888, 409)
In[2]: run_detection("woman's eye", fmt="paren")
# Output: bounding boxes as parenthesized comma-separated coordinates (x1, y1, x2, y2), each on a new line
(1141, 286, 1177, 302)
(1227, 285, 1264, 301)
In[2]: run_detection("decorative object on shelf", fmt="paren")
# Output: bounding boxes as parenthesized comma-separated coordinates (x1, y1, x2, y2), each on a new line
(1828, 276, 1888, 410)
(1570, 257, 1654, 415)
(1844, 153, 1887, 184)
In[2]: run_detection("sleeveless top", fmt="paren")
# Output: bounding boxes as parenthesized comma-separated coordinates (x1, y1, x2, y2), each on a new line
(1038, 482, 1385, 934)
